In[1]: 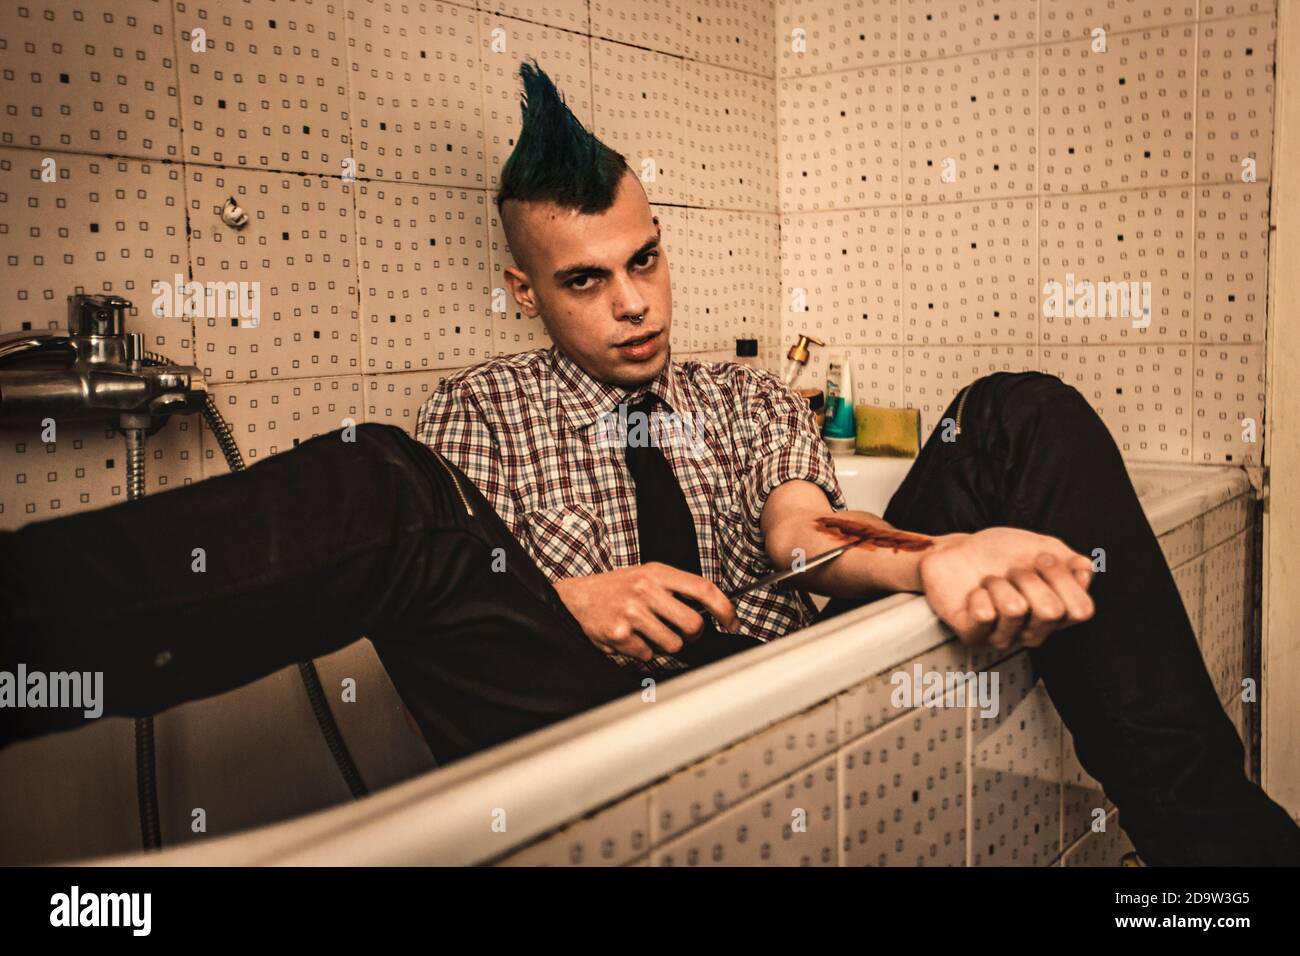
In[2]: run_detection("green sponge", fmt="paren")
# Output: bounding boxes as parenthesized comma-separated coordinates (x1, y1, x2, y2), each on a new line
(854, 405, 921, 458)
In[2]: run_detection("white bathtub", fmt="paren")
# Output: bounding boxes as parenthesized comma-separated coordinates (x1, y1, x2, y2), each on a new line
(829, 454, 914, 516)
(93, 455, 1255, 866)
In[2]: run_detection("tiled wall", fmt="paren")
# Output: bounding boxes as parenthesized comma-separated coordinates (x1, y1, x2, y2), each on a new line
(0, 0, 1276, 518)
(495, 489, 1254, 866)
(0, 0, 782, 529)
(777, 0, 1276, 465)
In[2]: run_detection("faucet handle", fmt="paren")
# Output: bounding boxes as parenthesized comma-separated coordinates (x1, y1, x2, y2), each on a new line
(67, 293, 131, 338)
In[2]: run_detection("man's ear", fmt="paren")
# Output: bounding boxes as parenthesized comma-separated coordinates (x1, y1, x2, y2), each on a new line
(503, 265, 541, 318)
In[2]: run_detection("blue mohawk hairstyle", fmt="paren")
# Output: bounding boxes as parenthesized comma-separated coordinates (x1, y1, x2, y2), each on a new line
(496, 58, 629, 213)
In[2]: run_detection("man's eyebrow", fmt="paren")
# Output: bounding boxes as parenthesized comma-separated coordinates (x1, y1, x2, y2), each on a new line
(552, 235, 661, 284)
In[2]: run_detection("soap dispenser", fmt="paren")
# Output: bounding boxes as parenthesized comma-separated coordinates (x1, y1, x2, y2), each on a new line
(783, 333, 823, 387)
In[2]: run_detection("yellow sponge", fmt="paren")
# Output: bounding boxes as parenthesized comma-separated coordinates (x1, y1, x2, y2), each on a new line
(854, 404, 921, 458)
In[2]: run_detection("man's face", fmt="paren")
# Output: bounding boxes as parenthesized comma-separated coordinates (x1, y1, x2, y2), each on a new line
(500, 170, 672, 389)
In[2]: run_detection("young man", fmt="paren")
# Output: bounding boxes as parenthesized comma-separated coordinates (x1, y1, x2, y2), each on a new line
(418, 63, 1100, 671)
(2, 62, 1297, 866)
(410, 62, 1300, 865)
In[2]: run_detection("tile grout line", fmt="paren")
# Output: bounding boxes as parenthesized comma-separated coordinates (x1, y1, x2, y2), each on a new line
(776, 9, 1263, 84)
(2, 142, 1266, 213)
(1191, 10, 1203, 464)
(480, 8, 501, 361)
(168, 1, 207, 478)
(1035, 0, 1043, 384)
(343, 2, 368, 407)
(897, 0, 907, 409)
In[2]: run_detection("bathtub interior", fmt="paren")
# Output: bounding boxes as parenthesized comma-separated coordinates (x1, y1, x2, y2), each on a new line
(828, 455, 913, 516)
(0, 457, 1258, 866)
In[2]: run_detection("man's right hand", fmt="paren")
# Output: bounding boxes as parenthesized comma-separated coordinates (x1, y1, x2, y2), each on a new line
(553, 563, 740, 662)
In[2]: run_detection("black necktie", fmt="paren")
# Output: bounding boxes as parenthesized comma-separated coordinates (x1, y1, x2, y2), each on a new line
(622, 394, 702, 576)
(621, 395, 762, 665)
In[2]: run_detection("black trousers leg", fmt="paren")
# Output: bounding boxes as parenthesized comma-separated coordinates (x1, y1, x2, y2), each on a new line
(0, 424, 642, 765)
(827, 371, 1300, 865)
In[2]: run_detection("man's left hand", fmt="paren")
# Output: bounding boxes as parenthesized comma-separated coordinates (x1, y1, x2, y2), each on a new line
(917, 528, 1096, 649)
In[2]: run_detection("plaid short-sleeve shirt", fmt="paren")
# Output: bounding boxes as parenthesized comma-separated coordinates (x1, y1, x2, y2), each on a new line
(414, 346, 846, 672)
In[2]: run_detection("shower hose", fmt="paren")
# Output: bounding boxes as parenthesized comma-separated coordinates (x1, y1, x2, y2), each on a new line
(129, 353, 369, 851)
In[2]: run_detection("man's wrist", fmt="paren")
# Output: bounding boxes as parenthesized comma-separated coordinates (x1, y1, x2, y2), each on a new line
(910, 532, 970, 591)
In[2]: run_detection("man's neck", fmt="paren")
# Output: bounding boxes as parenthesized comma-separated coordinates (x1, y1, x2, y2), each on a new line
(549, 345, 679, 428)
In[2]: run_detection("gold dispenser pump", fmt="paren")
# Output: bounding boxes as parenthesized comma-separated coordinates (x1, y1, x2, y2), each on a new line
(783, 333, 824, 387)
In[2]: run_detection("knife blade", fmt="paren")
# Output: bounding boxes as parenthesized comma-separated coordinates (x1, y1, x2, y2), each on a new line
(724, 542, 852, 600)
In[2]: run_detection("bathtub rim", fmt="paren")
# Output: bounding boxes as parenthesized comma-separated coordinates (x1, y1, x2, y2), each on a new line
(91, 463, 1251, 866)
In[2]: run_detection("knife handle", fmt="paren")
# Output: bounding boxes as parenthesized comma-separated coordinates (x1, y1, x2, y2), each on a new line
(676, 596, 711, 630)
(675, 595, 751, 638)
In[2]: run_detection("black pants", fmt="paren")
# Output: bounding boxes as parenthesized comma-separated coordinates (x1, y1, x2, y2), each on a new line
(822, 371, 1300, 866)
(1, 372, 1296, 864)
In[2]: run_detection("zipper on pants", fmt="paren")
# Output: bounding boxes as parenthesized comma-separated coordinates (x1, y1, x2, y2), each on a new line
(953, 384, 971, 437)
(432, 450, 474, 517)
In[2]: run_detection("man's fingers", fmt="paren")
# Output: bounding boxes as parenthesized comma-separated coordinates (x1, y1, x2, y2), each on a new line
(968, 586, 996, 627)
(647, 588, 708, 642)
(629, 606, 685, 656)
(646, 562, 739, 632)
(981, 575, 1029, 649)
(1007, 566, 1066, 645)
(1066, 553, 1095, 590)
(1036, 553, 1095, 622)
(946, 587, 996, 645)
(602, 622, 658, 662)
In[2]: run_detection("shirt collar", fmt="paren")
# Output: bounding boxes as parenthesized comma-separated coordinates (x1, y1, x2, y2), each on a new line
(550, 345, 682, 430)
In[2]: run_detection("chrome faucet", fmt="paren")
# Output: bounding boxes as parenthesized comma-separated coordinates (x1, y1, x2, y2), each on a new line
(0, 292, 212, 852)
(0, 293, 207, 426)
